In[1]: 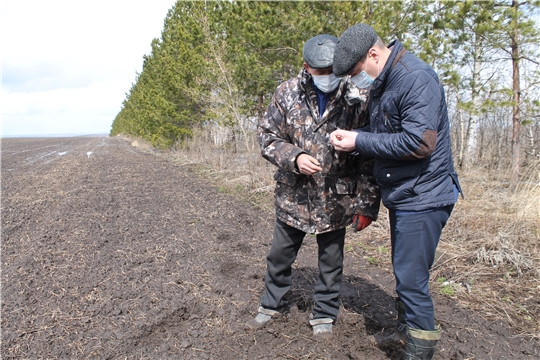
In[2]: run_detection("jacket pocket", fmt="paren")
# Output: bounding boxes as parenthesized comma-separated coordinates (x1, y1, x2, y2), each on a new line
(375, 160, 423, 204)
(379, 91, 401, 133)
(335, 177, 356, 195)
(274, 170, 300, 187)
(386, 180, 419, 203)
(374, 160, 421, 188)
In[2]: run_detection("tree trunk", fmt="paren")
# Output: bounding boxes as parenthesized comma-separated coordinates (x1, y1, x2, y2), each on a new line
(462, 36, 482, 169)
(231, 129, 238, 153)
(496, 119, 504, 171)
(510, 0, 521, 190)
(526, 125, 535, 162)
(456, 89, 466, 168)
(258, 93, 264, 123)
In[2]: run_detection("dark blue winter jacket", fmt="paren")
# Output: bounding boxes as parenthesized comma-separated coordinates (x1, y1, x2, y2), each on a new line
(354, 40, 463, 211)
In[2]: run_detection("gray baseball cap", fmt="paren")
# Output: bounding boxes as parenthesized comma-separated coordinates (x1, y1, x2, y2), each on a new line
(303, 34, 338, 69)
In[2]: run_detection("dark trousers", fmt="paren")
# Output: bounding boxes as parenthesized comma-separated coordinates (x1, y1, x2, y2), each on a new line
(260, 219, 346, 320)
(389, 205, 454, 330)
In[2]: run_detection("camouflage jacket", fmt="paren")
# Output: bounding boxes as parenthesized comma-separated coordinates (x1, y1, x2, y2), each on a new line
(258, 69, 380, 234)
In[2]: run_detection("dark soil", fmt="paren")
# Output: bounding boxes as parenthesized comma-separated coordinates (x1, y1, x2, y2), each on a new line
(2, 136, 538, 359)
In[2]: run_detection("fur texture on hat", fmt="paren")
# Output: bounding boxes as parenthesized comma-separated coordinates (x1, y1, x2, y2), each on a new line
(303, 34, 338, 69)
(333, 24, 378, 77)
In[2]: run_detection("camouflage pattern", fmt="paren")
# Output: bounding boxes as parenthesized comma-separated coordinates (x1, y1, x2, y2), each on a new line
(258, 69, 380, 234)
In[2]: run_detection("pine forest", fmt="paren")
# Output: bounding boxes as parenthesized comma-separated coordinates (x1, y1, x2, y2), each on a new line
(110, 0, 540, 185)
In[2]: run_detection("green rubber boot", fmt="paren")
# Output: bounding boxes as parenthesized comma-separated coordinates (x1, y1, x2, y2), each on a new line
(403, 326, 441, 360)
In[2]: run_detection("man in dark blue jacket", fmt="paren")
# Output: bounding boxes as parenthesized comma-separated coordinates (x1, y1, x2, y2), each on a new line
(329, 23, 463, 360)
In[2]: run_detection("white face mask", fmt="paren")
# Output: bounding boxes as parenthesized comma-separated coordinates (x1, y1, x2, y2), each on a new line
(350, 71, 374, 89)
(312, 73, 341, 93)
(350, 58, 379, 89)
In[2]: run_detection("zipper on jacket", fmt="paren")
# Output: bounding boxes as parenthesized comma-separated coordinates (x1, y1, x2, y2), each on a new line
(384, 112, 396, 133)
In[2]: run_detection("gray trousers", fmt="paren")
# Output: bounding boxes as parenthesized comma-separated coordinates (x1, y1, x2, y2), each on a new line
(260, 219, 346, 321)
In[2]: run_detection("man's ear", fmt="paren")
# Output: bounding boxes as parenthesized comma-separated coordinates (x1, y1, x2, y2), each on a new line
(368, 48, 379, 63)
(303, 62, 311, 72)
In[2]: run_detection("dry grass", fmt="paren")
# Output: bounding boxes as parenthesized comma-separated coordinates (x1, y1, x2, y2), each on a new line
(168, 131, 540, 339)
(170, 131, 276, 212)
(431, 165, 540, 339)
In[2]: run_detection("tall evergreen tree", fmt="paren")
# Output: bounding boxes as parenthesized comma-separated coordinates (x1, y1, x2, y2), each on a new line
(112, 1, 209, 148)
(110, 0, 539, 176)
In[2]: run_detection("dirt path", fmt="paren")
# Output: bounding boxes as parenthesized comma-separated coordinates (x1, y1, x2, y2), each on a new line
(2, 136, 538, 359)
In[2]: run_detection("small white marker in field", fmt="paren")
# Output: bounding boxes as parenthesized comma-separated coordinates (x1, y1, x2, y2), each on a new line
(87, 152, 92, 158)
(58, 152, 67, 156)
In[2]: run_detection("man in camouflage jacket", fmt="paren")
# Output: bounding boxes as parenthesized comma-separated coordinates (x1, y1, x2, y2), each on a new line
(246, 35, 380, 340)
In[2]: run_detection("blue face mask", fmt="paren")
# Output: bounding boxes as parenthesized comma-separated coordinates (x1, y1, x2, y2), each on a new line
(350, 71, 374, 89)
(312, 73, 341, 93)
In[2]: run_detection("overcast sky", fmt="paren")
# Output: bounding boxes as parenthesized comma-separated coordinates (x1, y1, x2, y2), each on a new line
(2, 0, 177, 137)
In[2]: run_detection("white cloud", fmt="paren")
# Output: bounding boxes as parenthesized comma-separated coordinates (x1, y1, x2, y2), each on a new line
(2, 0, 177, 136)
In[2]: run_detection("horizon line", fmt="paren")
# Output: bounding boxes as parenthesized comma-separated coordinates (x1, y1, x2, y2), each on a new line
(1, 133, 110, 139)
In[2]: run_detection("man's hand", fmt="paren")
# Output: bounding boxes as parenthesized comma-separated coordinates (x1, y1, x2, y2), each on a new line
(352, 214, 372, 231)
(296, 154, 323, 176)
(329, 129, 358, 152)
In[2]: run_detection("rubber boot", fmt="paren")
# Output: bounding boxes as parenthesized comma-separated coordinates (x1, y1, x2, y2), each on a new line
(403, 326, 441, 360)
(370, 298, 407, 347)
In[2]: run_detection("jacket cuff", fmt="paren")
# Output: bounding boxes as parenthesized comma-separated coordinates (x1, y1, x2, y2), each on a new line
(290, 150, 306, 174)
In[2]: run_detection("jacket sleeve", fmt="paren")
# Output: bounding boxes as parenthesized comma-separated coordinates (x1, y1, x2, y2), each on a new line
(257, 85, 305, 173)
(355, 70, 441, 161)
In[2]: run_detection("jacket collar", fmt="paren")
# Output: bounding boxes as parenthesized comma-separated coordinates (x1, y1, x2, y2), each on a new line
(370, 39, 402, 97)
(298, 68, 347, 131)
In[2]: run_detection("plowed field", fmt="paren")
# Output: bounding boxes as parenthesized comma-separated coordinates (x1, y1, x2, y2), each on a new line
(2, 136, 538, 359)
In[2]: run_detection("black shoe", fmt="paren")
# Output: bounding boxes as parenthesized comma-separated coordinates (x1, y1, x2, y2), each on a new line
(369, 322, 407, 347)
